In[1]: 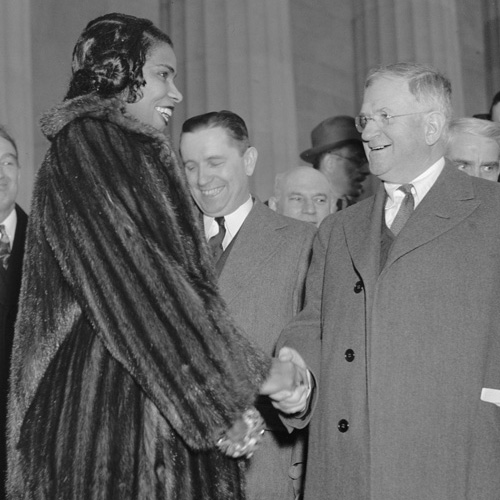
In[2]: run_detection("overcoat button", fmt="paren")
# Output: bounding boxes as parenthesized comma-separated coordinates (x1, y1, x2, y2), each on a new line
(345, 349, 355, 362)
(338, 419, 349, 433)
(353, 281, 363, 293)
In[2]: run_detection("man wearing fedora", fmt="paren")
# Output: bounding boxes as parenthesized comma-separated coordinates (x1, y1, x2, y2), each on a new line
(301, 115, 373, 209)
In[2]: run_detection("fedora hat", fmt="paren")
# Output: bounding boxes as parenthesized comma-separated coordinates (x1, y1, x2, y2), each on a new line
(300, 115, 362, 164)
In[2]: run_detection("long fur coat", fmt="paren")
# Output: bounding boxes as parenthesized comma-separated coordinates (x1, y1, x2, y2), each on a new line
(7, 96, 271, 499)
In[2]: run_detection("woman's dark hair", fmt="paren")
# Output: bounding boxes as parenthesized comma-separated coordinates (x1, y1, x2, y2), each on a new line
(65, 13, 172, 102)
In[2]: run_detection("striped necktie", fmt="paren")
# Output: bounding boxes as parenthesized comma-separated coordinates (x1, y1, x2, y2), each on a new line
(208, 217, 226, 262)
(391, 184, 414, 235)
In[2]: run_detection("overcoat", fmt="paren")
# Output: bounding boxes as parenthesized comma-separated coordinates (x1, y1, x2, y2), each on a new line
(7, 96, 271, 500)
(217, 199, 315, 499)
(280, 162, 500, 499)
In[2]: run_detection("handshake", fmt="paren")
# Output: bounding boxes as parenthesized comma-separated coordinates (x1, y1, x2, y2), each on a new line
(217, 347, 310, 459)
(259, 347, 310, 415)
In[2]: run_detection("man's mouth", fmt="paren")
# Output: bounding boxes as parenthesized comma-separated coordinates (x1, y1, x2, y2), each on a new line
(369, 144, 390, 151)
(155, 106, 173, 124)
(200, 186, 224, 197)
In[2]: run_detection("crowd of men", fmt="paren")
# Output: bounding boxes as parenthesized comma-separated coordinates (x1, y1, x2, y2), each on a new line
(2, 61, 500, 500)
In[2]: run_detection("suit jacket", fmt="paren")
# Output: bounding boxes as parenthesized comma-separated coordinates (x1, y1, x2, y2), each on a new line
(279, 162, 500, 500)
(1, 204, 27, 496)
(217, 199, 315, 500)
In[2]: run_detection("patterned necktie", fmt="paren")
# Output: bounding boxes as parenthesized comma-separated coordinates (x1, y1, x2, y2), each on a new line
(391, 184, 414, 236)
(0, 224, 11, 270)
(208, 217, 226, 262)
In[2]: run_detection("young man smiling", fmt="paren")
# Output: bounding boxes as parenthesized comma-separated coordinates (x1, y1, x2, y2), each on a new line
(179, 110, 315, 500)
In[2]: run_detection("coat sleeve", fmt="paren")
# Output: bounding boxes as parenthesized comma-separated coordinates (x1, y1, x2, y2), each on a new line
(38, 117, 271, 449)
(275, 216, 335, 429)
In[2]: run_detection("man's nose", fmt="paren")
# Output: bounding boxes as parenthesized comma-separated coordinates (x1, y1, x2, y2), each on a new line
(302, 199, 316, 214)
(197, 166, 212, 185)
(361, 119, 379, 142)
(472, 164, 482, 179)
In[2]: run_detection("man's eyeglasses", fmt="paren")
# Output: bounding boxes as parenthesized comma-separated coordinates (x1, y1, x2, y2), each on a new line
(354, 111, 431, 133)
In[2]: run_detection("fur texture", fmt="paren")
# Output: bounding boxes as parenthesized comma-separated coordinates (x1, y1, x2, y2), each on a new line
(7, 95, 271, 499)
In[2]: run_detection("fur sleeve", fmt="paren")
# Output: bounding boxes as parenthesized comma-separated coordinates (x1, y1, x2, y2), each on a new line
(37, 116, 271, 449)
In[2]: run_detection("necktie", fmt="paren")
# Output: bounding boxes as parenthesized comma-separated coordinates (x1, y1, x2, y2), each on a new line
(208, 217, 226, 262)
(391, 184, 414, 236)
(0, 224, 11, 270)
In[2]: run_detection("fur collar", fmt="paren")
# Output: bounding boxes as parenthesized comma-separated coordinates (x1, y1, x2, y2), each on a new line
(40, 94, 170, 145)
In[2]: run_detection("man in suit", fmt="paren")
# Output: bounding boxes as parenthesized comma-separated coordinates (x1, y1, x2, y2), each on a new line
(0, 126, 27, 498)
(446, 117, 500, 181)
(271, 62, 500, 499)
(300, 115, 374, 208)
(268, 166, 336, 227)
(179, 110, 315, 500)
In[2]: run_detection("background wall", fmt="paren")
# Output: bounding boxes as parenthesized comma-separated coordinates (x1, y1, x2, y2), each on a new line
(1, 0, 499, 212)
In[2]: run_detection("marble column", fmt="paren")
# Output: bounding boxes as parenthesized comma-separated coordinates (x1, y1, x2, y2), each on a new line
(163, 0, 298, 200)
(0, 0, 35, 212)
(482, 0, 500, 104)
(352, 0, 466, 117)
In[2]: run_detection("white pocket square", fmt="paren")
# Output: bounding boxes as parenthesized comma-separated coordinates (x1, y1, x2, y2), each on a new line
(481, 388, 500, 407)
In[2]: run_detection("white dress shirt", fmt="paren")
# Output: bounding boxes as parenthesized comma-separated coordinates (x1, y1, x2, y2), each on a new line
(384, 157, 445, 228)
(1, 207, 17, 248)
(203, 196, 253, 249)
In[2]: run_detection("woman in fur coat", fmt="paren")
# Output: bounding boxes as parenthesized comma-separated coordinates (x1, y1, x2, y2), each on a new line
(7, 13, 273, 499)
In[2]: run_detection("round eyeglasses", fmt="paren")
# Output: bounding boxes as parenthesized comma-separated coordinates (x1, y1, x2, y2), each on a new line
(354, 111, 431, 133)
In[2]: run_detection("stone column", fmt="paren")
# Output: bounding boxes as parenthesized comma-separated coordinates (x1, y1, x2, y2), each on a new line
(163, 0, 298, 200)
(352, 0, 465, 116)
(482, 0, 500, 103)
(0, 0, 35, 211)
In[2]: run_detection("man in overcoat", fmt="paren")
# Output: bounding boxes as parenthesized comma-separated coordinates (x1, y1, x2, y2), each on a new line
(274, 62, 500, 499)
(179, 110, 315, 500)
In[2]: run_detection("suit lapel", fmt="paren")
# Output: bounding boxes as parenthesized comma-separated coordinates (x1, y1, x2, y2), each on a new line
(384, 162, 480, 271)
(218, 199, 286, 306)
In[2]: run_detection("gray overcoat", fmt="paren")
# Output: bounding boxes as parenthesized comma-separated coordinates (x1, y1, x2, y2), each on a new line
(280, 161, 500, 499)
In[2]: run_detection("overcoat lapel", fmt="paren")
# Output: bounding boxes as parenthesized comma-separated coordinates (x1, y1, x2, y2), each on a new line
(344, 185, 386, 293)
(218, 200, 286, 306)
(383, 162, 480, 272)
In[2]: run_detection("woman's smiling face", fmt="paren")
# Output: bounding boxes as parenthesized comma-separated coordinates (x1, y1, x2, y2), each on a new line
(125, 42, 183, 131)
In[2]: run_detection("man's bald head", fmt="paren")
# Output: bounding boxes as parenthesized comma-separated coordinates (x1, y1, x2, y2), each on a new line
(269, 166, 336, 227)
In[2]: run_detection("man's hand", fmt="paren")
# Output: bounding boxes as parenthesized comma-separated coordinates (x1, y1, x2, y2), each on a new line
(259, 347, 310, 414)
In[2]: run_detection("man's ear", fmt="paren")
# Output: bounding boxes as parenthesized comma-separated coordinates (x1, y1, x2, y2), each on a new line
(424, 111, 446, 146)
(243, 146, 258, 176)
(268, 196, 278, 212)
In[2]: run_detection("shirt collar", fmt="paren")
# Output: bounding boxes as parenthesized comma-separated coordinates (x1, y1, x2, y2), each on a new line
(384, 157, 445, 209)
(203, 196, 253, 241)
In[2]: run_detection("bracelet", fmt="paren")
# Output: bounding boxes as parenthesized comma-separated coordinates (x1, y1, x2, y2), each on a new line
(216, 407, 265, 459)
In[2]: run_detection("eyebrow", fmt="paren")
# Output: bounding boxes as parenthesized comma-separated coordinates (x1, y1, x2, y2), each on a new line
(0, 153, 18, 161)
(156, 63, 177, 76)
(288, 191, 328, 197)
(452, 158, 500, 166)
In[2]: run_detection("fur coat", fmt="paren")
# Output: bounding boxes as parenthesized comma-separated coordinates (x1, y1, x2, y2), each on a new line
(7, 95, 271, 499)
